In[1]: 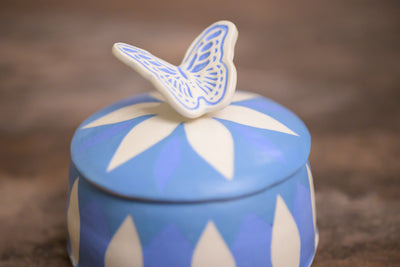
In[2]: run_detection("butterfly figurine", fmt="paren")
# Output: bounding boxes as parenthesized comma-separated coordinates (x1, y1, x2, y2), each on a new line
(112, 20, 238, 118)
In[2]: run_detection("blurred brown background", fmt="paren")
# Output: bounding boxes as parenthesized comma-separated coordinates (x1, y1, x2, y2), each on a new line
(0, 0, 399, 266)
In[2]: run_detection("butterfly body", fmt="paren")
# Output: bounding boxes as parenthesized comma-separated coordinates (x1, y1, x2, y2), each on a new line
(113, 21, 238, 118)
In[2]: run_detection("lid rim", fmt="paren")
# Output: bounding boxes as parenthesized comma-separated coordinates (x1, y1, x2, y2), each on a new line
(73, 161, 309, 203)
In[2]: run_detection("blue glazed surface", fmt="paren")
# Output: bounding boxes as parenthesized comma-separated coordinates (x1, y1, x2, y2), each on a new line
(67, 163, 317, 267)
(71, 92, 311, 201)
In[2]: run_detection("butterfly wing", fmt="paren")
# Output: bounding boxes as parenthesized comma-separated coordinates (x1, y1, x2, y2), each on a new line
(114, 43, 204, 112)
(113, 21, 237, 118)
(180, 20, 238, 115)
(113, 43, 187, 97)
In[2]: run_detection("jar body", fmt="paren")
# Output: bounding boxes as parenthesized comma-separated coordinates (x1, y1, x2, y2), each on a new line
(67, 163, 318, 267)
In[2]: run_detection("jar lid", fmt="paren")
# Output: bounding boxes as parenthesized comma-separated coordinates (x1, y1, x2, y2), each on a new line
(71, 90, 310, 202)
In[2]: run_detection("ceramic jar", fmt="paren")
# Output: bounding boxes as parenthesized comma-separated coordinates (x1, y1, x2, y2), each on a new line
(67, 20, 318, 267)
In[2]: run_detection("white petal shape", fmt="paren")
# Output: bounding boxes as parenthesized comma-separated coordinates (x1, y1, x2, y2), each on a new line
(192, 221, 236, 267)
(271, 195, 301, 267)
(82, 102, 160, 129)
(105, 216, 143, 267)
(213, 105, 298, 136)
(306, 164, 318, 249)
(67, 178, 80, 266)
(108, 115, 179, 171)
(184, 118, 234, 180)
(149, 91, 165, 102)
(231, 91, 259, 102)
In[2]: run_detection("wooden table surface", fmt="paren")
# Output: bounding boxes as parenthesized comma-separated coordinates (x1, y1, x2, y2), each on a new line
(1, 0, 399, 266)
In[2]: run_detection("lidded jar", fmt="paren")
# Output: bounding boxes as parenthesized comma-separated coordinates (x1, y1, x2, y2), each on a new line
(67, 20, 318, 267)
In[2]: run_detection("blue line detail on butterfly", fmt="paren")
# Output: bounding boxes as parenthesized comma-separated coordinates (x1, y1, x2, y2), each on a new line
(112, 21, 237, 118)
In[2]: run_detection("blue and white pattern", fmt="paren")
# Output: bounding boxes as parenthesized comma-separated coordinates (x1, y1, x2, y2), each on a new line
(113, 21, 238, 118)
(68, 18, 318, 266)
(71, 91, 311, 201)
(67, 163, 318, 267)
(68, 92, 317, 266)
